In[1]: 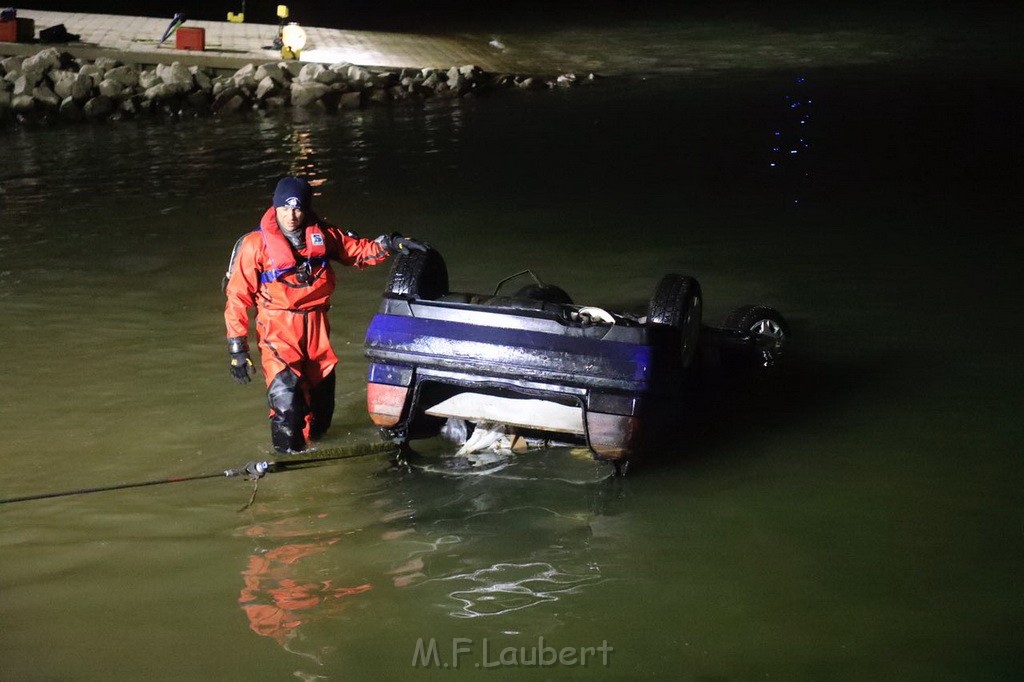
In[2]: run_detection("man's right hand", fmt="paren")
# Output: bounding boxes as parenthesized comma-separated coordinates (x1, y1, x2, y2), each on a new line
(228, 337, 256, 384)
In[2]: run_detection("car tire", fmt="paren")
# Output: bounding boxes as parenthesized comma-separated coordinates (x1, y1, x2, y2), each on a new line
(647, 274, 703, 370)
(724, 304, 789, 365)
(514, 283, 574, 305)
(385, 248, 449, 300)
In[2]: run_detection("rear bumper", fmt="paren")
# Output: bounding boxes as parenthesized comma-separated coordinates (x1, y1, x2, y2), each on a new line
(364, 298, 664, 461)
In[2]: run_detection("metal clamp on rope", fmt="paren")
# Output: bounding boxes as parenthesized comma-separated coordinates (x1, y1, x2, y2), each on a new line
(245, 461, 270, 479)
(224, 461, 270, 479)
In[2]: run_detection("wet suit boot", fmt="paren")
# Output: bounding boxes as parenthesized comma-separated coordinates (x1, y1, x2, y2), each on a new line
(308, 369, 336, 442)
(267, 369, 307, 453)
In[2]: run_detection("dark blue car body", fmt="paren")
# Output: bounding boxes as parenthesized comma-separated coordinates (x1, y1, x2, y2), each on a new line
(363, 250, 786, 464)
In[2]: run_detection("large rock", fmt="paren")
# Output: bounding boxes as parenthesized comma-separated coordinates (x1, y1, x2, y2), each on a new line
(235, 74, 258, 92)
(94, 57, 120, 72)
(52, 71, 92, 101)
(347, 65, 370, 83)
(299, 63, 339, 85)
(145, 83, 186, 100)
(211, 77, 231, 97)
(255, 62, 288, 85)
(449, 73, 468, 92)
(337, 90, 362, 110)
(255, 76, 279, 100)
(189, 66, 213, 93)
(0, 56, 22, 78)
(59, 96, 83, 120)
(78, 64, 103, 85)
(17, 64, 44, 89)
(407, 82, 435, 99)
(367, 88, 390, 105)
(156, 62, 193, 90)
(83, 95, 115, 119)
(98, 78, 125, 99)
(11, 94, 36, 114)
(70, 73, 93, 101)
(297, 62, 325, 83)
(22, 48, 62, 80)
(49, 69, 74, 97)
(280, 61, 303, 79)
(12, 75, 33, 97)
(120, 96, 145, 117)
(515, 76, 543, 90)
(375, 71, 400, 87)
(290, 82, 328, 107)
(212, 86, 247, 113)
(104, 65, 139, 88)
(316, 70, 340, 86)
(139, 70, 161, 90)
(232, 63, 258, 91)
(32, 84, 61, 108)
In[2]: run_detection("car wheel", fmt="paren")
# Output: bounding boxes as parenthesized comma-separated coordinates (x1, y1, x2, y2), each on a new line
(514, 283, 574, 304)
(648, 274, 703, 369)
(724, 305, 789, 365)
(385, 248, 449, 300)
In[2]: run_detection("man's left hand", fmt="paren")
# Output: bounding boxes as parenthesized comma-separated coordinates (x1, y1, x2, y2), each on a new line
(378, 233, 428, 254)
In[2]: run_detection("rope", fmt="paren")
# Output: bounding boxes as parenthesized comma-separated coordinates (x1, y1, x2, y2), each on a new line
(239, 477, 260, 512)
(0, 441, 399, 506)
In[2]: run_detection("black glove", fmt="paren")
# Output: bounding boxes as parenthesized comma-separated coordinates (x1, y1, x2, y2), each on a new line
(228, 336, 256, 384)
(377, 233, 428, 254)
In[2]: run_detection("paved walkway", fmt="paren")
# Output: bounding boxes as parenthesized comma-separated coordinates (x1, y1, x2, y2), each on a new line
(3, 10, 531, 73)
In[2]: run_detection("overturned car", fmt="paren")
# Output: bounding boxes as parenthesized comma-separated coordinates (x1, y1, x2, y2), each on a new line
(363, 249, 788, 468)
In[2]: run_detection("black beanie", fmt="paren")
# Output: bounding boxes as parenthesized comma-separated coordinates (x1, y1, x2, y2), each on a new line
(272, 176, 312, 210)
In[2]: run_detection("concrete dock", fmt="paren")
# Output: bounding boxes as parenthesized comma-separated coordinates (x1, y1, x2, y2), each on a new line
(2, 9, 535, 74)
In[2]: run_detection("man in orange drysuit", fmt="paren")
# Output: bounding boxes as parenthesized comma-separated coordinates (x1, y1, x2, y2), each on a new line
(224, 176, 426, 453)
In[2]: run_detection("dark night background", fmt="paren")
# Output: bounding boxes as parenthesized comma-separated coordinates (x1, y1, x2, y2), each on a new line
(10, 0, 1017, 31)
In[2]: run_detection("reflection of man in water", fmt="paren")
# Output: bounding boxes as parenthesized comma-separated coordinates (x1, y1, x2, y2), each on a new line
(238, 529, 372, 650)
(236, 497, 436, 658)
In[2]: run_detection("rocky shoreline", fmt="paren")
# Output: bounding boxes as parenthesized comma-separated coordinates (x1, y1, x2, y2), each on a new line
(0, 47, 595, 127)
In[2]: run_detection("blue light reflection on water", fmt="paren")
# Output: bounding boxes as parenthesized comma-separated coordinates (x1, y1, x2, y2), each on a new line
(768, 76, 814, 205)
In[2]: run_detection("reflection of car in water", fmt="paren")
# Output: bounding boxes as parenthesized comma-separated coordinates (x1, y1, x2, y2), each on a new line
(363, 249, 789, 471)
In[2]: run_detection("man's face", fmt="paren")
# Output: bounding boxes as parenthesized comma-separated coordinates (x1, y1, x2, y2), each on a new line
(275, 205, 305, 232)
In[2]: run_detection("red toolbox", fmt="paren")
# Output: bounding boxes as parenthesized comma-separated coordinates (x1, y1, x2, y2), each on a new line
(175, 26, 205, 51)
(0, 17, 34, 43)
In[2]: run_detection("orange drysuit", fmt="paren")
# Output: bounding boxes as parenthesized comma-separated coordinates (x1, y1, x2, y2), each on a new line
(225, 207, 390, 451)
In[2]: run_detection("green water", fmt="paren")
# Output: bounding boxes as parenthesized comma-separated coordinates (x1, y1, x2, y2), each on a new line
(1, 10, 1022, 680)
